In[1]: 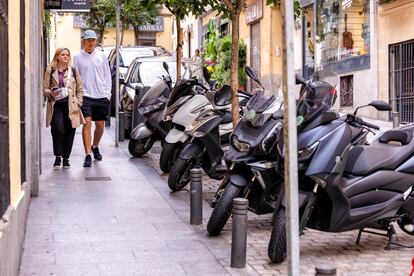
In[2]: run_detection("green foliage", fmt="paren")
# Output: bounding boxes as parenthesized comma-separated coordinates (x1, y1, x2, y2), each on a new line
(44, 10, 52, 38)
(204, 20, 218, 63)
(120, 0, 157, 31)
(211, 36, 247, 87)
(84, 0, 116, 42)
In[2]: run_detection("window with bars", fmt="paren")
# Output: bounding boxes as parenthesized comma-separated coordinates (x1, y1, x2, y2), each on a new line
(389, 40, 414, 123)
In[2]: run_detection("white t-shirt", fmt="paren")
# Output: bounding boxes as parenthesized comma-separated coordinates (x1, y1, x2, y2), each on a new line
(73, 49, 112, 99)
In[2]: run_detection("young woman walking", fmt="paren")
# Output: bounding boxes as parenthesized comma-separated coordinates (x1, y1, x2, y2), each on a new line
(43, 47, 85, 168)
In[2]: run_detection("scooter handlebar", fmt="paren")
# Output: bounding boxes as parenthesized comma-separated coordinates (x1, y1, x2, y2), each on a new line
(357, 117, 380, 130)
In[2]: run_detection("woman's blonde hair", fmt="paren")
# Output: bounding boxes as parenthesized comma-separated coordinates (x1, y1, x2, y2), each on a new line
(49, 47, 72, 69)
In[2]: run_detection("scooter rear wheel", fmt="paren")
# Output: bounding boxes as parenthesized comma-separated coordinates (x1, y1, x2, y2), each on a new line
(128, 137, 155, 157)
(207, 183, 241, 236)
(268, 206, 287, 263)
(168, 157, 195, 191)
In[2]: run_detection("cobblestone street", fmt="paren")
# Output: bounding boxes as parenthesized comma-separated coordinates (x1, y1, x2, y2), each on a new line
(146, 133, 414, 275)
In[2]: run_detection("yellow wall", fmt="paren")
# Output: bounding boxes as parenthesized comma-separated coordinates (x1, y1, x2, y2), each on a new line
(378, 0, 414, 102)
(156, 15, 173, 52)
(51, 13, 174, 54)
(54, 14, 82, 55)
(240, 2, 283, 90)
(8, 0, 22, 205)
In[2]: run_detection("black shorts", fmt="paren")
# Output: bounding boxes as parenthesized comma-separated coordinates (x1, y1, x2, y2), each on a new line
(82, 97, 110, 121)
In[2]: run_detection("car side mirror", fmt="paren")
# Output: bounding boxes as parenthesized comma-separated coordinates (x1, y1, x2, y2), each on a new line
(135, 84, 144, 96)
(369, 100, 392, 111)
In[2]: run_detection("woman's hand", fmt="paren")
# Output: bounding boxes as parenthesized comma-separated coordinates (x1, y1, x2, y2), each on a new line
(50, 91, 59, 98)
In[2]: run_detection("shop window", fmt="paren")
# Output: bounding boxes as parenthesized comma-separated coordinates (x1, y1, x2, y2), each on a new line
(220, 22, 229, 37)
(340, 75, 353, 107)
(317, 0, 370, 65)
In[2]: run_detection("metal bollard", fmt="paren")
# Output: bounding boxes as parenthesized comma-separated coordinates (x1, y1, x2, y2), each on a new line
(119, 111, 125, 142)
(190, 168, 203, 225)
(231, 198, 248, 268)
(392, 112, 400, 128)
(315, 265, 337, 276)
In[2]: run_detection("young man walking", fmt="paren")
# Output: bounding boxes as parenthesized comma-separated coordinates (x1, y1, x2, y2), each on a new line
(74, 30, 112, 167)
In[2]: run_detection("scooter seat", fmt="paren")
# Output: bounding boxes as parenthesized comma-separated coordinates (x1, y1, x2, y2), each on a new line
(345, 127, 414, 175)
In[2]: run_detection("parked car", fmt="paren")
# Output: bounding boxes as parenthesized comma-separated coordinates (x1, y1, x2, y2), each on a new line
(97, 45, 115, 58)
(109, 46, 171, 115)
(119, 55, 188, 134)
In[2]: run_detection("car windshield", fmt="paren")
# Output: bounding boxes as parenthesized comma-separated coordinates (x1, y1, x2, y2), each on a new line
(138, 61, 184, 86)
(121, 49, 155, 67)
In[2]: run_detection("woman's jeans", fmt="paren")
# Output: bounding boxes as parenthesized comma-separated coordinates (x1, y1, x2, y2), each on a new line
(51, 101, 76, 159)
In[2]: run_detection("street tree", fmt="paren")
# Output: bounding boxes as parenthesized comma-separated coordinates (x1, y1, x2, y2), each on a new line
(208, 0, 245, 126)
(119, 0, 157, 44)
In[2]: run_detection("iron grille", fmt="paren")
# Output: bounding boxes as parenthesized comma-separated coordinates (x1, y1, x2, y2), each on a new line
(389, 40, 414, 123)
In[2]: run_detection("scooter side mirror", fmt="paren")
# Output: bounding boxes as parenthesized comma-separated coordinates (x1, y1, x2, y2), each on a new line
(134, 84, 144, 96)
(245, 66, 262, 86)
(119, 76, 125, 85)
(162, 61, 170, 75)
(369, 100, 392, 111)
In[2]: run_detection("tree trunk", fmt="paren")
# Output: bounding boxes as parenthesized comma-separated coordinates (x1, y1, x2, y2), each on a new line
(230, 13, 240, 127)
(134, 26, 139, 45)
(176, 17, 183, 81)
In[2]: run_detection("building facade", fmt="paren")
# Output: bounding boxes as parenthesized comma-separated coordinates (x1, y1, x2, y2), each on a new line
(378, 0, 414, 123)
(50, 8, 173, 57)
(0, 0, 44, 275)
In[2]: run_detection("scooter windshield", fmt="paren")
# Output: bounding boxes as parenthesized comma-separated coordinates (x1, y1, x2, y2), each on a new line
(165, 61, 209, 109)
(243, 91, 282, 127)
(138, 79, 169, 108)
(296, 69, 338, 127)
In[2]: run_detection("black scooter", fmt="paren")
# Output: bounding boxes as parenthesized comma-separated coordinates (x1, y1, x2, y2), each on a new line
(268, 91, 414, 263)
(206, 68, 285, 236)
(128, 62, 173, 157)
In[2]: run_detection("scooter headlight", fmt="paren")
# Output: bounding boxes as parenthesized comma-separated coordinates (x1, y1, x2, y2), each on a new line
(232, 135, 251, 152)
(298, 141, 320, 161)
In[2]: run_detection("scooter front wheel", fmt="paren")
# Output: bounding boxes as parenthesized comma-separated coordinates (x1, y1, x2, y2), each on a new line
(268, 206, 287, 263)
(128, 137, 155, 157)
(207, 183, 241, 236)
(159, 142, 182, 173)
(168, 157, 195, 191)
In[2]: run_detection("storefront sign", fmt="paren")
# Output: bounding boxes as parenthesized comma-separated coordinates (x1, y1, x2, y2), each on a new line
(138, 16, 164, 32)
(45, 0, 91, 11)
(73, 15, 88, 29)
(246, 0, 263, 25)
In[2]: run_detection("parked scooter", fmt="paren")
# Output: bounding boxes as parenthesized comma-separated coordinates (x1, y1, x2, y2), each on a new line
(206, 68, 285, 235)
(159, 62, 213, 173)
(128, 62, 173, 157)
(167, 67, 254, 191)
(268, 77, 414, 263)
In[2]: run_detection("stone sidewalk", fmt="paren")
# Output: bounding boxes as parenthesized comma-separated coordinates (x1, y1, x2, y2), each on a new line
(19, 126, 257, 276)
